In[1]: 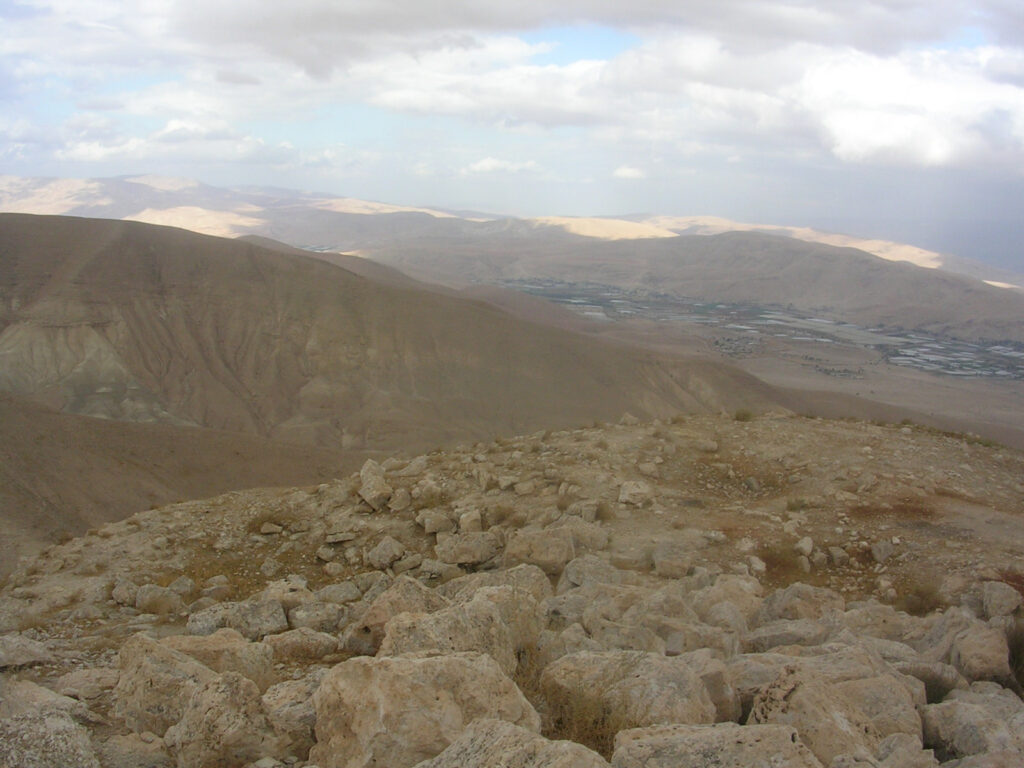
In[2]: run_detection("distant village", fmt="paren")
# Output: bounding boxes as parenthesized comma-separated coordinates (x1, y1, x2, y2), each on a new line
(505, 278, 1024, 381)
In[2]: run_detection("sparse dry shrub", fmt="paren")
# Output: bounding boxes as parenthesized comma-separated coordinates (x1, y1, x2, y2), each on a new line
(733, 408, 753, 422)
(595, 438, 609, 450)
(486, 504, 515, 527)
(893, 578, 944, 617)
(512, 641, 545, 710)
(595, 500, 615, 522)
(1007, 620, 1024, 692)
(999, 570, 1024, 599)
(412, 485, 451, 511)
(670, 413, 686, 425)
(785, 498, 810, 512)
(755, 542, 818, 588)
(539, 656, 642, 759)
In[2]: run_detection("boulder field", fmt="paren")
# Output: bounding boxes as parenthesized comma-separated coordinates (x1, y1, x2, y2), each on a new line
(0, 413, 1022, 767)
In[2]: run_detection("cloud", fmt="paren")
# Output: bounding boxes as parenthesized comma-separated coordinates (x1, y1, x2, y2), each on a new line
(462, 157, 540, 174)
(613, 165, 645, 178)
(3, 0, 1024, 264)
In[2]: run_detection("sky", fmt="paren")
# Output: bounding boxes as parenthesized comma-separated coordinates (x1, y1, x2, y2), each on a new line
(2, 0, 1024, 268)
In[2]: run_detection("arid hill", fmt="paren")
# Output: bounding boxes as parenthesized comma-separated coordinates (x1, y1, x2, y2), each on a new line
(0, 214, 783, 453)
(363, 230, 1024, 344)
(0, 392, 361, 577)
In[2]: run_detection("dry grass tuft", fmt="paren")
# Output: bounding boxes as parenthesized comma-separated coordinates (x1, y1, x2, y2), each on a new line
(1007, 621, 1024, 692)
(893, 577, 944, 617)
(733, 408, 753, 422)
(998, 570, 1024, 599)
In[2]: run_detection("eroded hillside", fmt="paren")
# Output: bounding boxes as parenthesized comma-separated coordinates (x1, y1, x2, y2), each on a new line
(2, 413, 1022, 766)
(0, 214, 779, 451)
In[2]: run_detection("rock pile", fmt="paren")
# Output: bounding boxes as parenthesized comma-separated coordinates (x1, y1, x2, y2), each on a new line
(0, 414, 1022, 767)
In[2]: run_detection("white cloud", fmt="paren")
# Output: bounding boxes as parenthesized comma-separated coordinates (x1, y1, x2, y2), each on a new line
(613, 165, 645, 178)
(462, 157, 540, 174)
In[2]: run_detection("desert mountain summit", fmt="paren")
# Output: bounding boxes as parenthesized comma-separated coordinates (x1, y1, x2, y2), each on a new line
(1, 413, 1022, 766)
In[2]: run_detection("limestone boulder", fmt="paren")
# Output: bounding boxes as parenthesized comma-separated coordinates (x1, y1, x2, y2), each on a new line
(286, 600, 345, 633)
(164, 672, 284, 767)
(310, 652, 540, 768)
(342, 575, 451, 656)
(315, 580, 362, 605)
(675, 649, 742, 723)
(618, 481, 652, 506)
(894, 659, 969, 704)
(556, 554, 625, 594)
(742, 618, 832, 652)
(981, 581, 1023, 619)
(921, 683, 1024, 761)
(872, 733, 940, 768)
(358, 459, 393, 510)
(379, 597, 517, 675)
(366, 534, 406, 569)
(468, 585, 545, 652)
(412, 718, 610, 768)
(504, 527, 576, 575)
(689, 575, 764, 626)
(95, 732, 173, 768)
(134, 584, 185, 616)
(439, 563, 553, 604)
(435, 531, 502, 566)
(540, 650, 716, 731)
(186, 599, 289, 640)
(549, 518, 609, 552)
(747, 664, 921, 766)
(56, 667, 120, 702)
(257, 577, 315, 610)
(113, 633, 217, 735)
(651, 541, 693, 578)
(758, 582, 845, 623)
(610, 722, 824, 768)
(162, 628, 274, 691)
(0, 710, 101, 768)
(0, 679, 96, 721)
(262, 670, 326, 759)
(417, 509, 456, 534)
(0, 632, 56, 668)
(263, 626, 339, 660)
(840, 601, 921, 643)
(948, 624, 1012, 683)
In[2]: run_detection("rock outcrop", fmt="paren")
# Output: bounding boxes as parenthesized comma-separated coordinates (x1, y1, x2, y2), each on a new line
(1, 415, 1022, 768)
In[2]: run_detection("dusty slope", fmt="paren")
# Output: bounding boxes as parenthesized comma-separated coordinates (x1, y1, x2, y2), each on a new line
(1, 414, 1022, 766)
(366, 231, 1024, 343)
(0, 214, 781, 451)
(0, 393, 360, 577)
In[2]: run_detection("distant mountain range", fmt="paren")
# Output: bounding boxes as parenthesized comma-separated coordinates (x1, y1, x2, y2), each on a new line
(3, 174, 1021, 345)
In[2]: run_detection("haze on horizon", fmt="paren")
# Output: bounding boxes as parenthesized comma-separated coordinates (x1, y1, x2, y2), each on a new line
(2, 0, 1024, 270)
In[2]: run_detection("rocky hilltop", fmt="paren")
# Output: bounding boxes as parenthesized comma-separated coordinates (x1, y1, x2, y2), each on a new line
(1, 413, 1022, 767)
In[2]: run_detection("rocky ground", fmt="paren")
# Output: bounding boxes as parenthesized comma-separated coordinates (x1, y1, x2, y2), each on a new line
(1, 412, 1023, 767)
